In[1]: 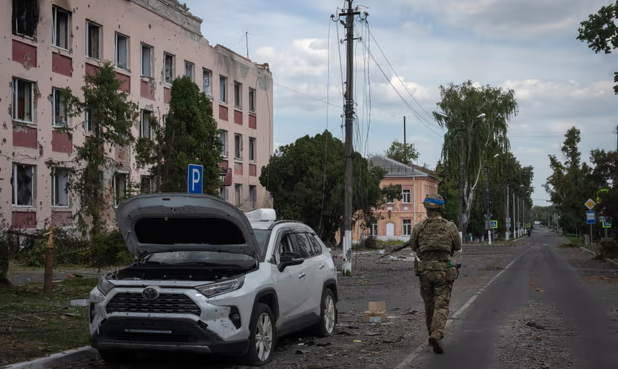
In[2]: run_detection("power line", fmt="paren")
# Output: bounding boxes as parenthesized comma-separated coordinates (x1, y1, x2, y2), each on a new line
(273, 82, 341, 109)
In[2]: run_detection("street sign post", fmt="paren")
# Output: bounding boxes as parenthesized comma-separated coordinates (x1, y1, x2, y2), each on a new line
(187, 164, 203, 194)
(586, 210, 596, 244)
(602, 221, 612, 239)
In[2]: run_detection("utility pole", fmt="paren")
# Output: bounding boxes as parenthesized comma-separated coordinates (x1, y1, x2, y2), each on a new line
(458, 133, 465, 238)
(615, 125, 618, 150)
(335, 1, 364, 275)
(403, 116, 407, 150)
(246, 31, 250, 59)
(506, 185, 510, 240)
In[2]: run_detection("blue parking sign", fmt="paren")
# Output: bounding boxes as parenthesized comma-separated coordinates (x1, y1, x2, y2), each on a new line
(187, 164, 203, 194)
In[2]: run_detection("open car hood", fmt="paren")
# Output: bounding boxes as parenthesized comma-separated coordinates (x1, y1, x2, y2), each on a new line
(116, 193, 260, 259)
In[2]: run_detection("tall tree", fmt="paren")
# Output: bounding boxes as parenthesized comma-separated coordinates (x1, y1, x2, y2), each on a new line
(259, 130, 398, 245)
(384, 140, 419, 164)
(577, 1, 618, 94)
(135, 77, 222, 195)
(434, 80, 519, 235)
(59, 62, 138, 235)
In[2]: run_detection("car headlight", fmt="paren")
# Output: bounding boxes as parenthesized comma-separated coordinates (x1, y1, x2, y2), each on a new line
(196, 276, 245, 298)
(97, 276, 115, 296)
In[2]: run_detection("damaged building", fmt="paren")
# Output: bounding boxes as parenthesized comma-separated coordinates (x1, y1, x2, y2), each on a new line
(0, 0, 274, 229)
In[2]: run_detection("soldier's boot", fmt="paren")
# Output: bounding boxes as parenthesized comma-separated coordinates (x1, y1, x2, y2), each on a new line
(428, 332, 444, 354)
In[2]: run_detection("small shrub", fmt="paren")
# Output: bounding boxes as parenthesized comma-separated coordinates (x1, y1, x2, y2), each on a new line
(598, 238, 618, 260)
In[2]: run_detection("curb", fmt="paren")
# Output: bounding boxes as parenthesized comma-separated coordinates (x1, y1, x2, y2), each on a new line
(4, 346, 96, 369)
(563, 235, 618, 268)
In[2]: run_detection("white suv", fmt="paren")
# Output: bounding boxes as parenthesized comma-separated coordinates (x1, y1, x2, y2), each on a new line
(88, 193, 338, 366)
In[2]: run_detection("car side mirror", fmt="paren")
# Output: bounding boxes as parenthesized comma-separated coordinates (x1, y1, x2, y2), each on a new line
(278, 252, 304, 272)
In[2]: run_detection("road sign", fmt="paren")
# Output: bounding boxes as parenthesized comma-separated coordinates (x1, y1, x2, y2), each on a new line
(506, 217, 511, 223)
(586, 211, 596, 224)
(187, 164, 203, 194)
(484, 213, 492, 220)
(600, 216, 606, 223)
(490, 220, 498, 229)
(597, 189, 609, 203)
(603, 222, 611, 228)
(584, 199, 596, 210)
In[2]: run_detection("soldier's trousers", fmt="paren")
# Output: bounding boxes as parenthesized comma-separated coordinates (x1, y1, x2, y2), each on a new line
(419, 270, 454, 340)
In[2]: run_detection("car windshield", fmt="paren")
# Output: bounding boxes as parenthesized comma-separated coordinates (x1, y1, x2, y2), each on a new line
(145, 251, 255, 267)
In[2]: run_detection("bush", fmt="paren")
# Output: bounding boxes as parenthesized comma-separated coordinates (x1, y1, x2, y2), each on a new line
(11, 228, 133, 269)
(598, 238, 618, 260)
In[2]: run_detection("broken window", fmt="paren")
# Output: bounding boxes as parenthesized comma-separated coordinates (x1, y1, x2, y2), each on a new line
(140, 176, 154, 194)
(219, 75, 227, 103)
(185, 61, 194, 82)
(114, 173, 127, 206)
(86, 21, 101, 60)
(52, 88, 67, 127)
(12, 163, 35, 206)
(52, 168, 69, 207)
(249, 185, 256, 209)
(13, 0, 39, 38)
(219, 130, 228, 157)
(234, 81, 242, 109)
(140, 110, 152, 139)
(403, 219, 412, 236)
(235, 184, 242, 207)
(12, 78, 34, 123)
(234, 133, 243, 160)
(115, 33, 129, 69)
(141, 43, 153, 77)
(202, 69, 212, 96)
(249, 88, 256, 113)
(249, 137, 256, 162)
(52, 6, 70, 49)
(164, 53, 175, 84)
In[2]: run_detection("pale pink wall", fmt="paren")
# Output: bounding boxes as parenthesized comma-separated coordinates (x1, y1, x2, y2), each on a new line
(0, 0, 274, 229)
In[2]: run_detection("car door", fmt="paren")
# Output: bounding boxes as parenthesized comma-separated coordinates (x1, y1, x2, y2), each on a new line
(291, 232, 322, 317)
(271, 231, 310, 327)
(306, 233, 333, 314)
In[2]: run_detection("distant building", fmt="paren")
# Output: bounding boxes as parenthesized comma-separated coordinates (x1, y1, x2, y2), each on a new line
(1, 0, 274, 229)
(352, 155, 440, 242)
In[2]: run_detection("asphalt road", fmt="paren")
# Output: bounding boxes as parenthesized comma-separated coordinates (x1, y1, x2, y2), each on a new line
(407, 228, 618, 369)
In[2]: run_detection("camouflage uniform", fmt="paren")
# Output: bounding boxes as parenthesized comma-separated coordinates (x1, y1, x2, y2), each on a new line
(393, 194, 461, 353)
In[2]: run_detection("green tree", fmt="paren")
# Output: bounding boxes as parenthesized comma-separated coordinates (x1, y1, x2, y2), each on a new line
(259, 131, 399, 245)
(588, 149, 618, 239)
(58, 62, 138, 235)
(434, 80, 519, 235)
(135, 77, 222, 195)
(577, 1, 618, 94)
(384, 140, 419, 164)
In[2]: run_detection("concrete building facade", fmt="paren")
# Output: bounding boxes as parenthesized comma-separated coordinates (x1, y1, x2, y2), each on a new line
(1, 0, 274, 229)
(353, 156, 440, 242)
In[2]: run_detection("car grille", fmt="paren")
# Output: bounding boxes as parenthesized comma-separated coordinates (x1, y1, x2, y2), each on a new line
(106, 293, 201, 316)
(109, 332, 196, 343)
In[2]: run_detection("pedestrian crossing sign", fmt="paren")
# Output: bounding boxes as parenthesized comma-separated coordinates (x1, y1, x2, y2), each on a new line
(490, 220, 498, 229)
(603, 222, 611, 228)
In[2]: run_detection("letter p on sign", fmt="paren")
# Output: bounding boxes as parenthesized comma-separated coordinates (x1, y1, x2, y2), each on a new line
(187, 164, 203, 194)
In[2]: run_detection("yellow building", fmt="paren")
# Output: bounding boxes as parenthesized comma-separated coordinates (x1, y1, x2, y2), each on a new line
(353, 155, 440, 243)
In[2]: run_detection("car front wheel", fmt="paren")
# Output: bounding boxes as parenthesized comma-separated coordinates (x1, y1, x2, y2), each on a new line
(242, 303, 276, 366)
(315, 288, 337, 337)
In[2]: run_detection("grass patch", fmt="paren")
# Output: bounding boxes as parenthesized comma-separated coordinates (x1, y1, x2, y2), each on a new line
(0, 278, 96, 366)
(563, 233, 582, 245)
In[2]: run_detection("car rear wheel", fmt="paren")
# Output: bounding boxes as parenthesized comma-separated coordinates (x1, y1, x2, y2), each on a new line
(97, 349, 136, 364)
(242, 303, 276, 366)
(315, 288, 337, 337)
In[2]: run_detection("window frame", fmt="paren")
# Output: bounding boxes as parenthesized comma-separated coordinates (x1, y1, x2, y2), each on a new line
(403, 219, 412, 236)
(12, 0, 37, 38)
(51, 167, 70, 207)
(249, 185, 257, 209)
(249, 137, 256, 162)
(115, 32, 130, 70)
(164, 52, 175, 84)
(140, 109, 153, 139)
(52, 6, 71, 50)
(202, 68, 212, 97)
(113, 172, 128, 207)
(140, 175, 154, 194)
(234, 133, 243, 161)
(84, 109, 93, 134)
(12, 77, 35, 124)
(219, 75, 228, 103)
(234, 81, 242, 109)
(85, 20, 101, 60)
(184, 61, 195, 82)
(219, 130, 228, 158)
(234, 183, 242, 207)
(371, 223, 378, 236)
(12, 163, 36, 207)
(52, 87, 68, 128)
(249, 87, 256, 113)
(141, 43, 153, 78)
(402, 189, 411, 204)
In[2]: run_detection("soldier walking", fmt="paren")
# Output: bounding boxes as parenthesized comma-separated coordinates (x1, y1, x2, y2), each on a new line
(389, 194, 461, 353)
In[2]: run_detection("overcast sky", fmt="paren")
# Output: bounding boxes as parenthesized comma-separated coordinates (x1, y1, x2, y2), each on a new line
(185, 0, 618, 206)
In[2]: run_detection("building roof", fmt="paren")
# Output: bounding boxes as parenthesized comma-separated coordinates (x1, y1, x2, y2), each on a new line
(369, 155, 439, 180)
